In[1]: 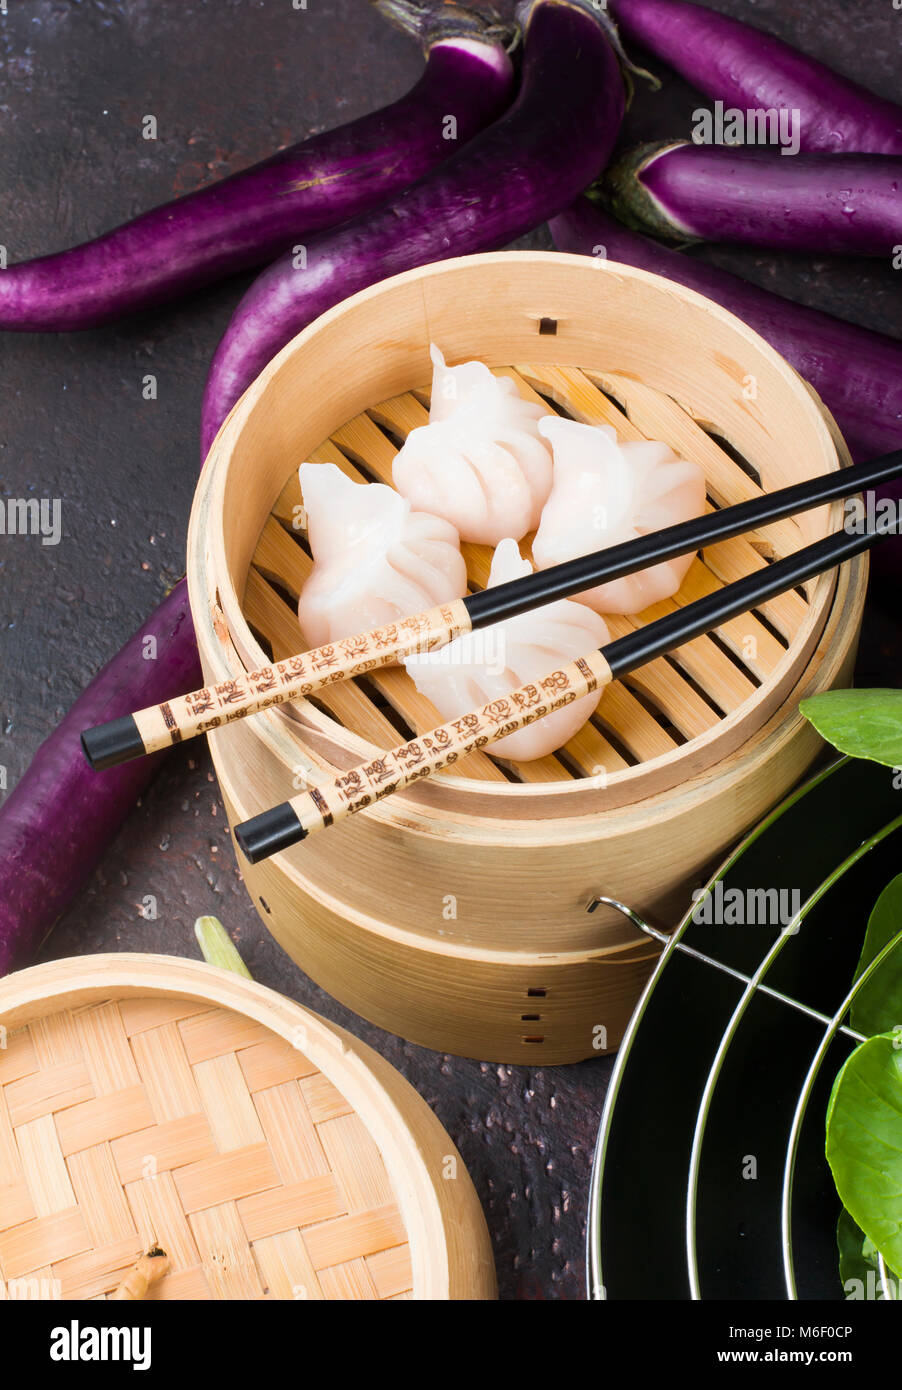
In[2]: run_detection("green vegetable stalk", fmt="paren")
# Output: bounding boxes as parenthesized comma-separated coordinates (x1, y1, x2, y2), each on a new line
(193, 915, 253, 979)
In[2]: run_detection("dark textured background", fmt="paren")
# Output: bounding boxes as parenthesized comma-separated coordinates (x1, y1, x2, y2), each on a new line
(1, 0, 900, 1300)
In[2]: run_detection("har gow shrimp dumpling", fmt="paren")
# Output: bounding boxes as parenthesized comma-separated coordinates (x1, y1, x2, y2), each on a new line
(296, 462, 467, 649)
(404, 539, 610, 762)
(391, 345, 553, 546)
(533, 416, 707, 616)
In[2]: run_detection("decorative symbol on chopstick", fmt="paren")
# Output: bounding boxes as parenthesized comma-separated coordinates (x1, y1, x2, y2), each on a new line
(574, 655, 599, 689)
(372, 624, 400, 650)
(309, 787, 334, 826)
(510, 684, 540, 712)
(395, 742, 426, 769)
(484, 698, 513, 725)
(362, 757, 396, 786)
(248, 667, 278, 693)
(185, 689, 216, 716)
(310, 645, 339, 671)
(216, 679, 246, 704)
(340, 633, 370, 659)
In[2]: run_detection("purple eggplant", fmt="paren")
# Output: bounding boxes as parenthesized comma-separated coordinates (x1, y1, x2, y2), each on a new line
(0, 2, 514, 331)
(0, 2, 517, 973)
(550, 197, 902, 462)
(550, 197, 902, 579)
(601, 141, 902, 257)
(0, 0, 625, 975)
(200, 0, 629, 458)
(608, 0, 902, 156)
(0, 583, 200, 974)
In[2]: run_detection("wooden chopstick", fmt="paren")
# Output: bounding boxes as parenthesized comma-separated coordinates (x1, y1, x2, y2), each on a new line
(233, 517, 899, 864)
(80, 446, 902, 772)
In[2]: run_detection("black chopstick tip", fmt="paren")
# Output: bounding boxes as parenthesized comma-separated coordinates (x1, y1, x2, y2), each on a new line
(234, 803, 306, 864)
(81, 715, 146, 771)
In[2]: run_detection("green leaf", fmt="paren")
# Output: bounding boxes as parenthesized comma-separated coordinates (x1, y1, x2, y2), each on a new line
(800, 688, 902, 767)
(851, 874, 902, 1037)
(826, 1032, 902, 1278)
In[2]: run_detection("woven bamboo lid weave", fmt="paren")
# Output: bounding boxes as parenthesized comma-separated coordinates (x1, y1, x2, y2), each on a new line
(0, 955, 495, 1301)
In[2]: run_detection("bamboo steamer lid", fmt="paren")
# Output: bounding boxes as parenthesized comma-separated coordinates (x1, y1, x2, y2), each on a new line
(0, 955, 495, 1301)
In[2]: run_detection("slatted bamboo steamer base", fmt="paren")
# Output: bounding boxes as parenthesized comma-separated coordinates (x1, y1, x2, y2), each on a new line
(0, 956, 495, 1301)
(188, 253, 867, 1065)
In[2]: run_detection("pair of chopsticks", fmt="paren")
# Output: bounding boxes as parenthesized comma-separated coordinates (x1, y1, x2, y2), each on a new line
(81, 447, 902, 864)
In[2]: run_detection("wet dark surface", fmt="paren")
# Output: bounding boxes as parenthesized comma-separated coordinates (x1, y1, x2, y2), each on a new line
(1, 0, 900, 1300)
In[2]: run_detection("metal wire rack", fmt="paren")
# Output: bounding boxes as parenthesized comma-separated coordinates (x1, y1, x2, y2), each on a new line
(587, 786, 902, 1302)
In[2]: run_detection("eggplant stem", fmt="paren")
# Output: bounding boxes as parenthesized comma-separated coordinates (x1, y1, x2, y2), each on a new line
(373, 0, 518, 52)
(486, 19, 523, 56)
(372, 0, 428, 41)
(595, 140, 699, 242)
(516, 0, 660, 97)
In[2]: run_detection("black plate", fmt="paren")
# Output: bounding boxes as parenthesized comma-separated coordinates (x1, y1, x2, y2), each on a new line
(590, 756, 902, 1301)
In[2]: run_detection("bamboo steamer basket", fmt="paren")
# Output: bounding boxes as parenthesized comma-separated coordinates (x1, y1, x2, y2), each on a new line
(187, 252, 866, 1066)
(0, 955, 495, 1300)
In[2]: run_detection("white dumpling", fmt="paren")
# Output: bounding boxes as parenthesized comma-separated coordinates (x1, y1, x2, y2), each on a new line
(297, 462, 467, 648)
(404, 539, 609, 762)
(532, 417, 707, 615)
(391, 344, 553, 546)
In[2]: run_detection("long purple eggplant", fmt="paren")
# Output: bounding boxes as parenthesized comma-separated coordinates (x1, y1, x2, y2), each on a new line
(550, 197, 902, 462)
(602, 141, 902, 257)
(0, 2, 514, 331)
(0, 3, 517, 973)
(200, 0, 629, 458)
(550, 197, 902, 577)
(0, 584, 200, 973)
(608, 0, 902, 155)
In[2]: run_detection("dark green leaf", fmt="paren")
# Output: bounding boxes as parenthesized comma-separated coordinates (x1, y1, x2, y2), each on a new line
(826, 1033, 902, 1278)
(800, 689, 902, 767)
